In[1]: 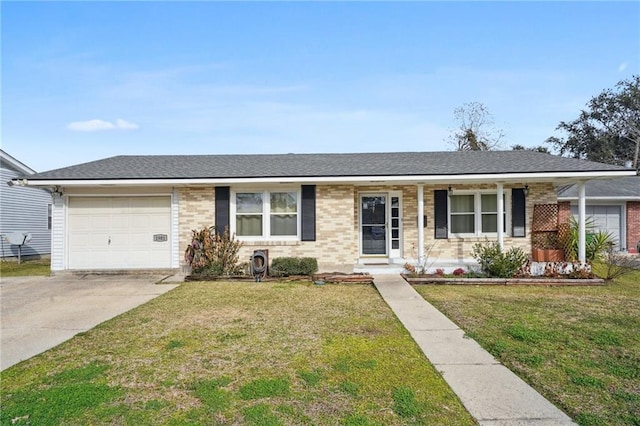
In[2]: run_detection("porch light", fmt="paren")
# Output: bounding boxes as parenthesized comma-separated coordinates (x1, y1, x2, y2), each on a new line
(523, 184, 529, 197)
(448, 185, 453, 196)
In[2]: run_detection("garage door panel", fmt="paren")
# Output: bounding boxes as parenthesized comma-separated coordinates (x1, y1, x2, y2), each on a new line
(572, 205, 621, 250)
(68, 196, 171, 269)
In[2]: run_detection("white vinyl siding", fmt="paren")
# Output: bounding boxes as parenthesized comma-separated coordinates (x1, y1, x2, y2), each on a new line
(0, 166, 51, 258)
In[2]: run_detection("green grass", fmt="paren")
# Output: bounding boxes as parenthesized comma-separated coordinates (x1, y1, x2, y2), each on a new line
(0, 281, 474, 425)
(414, 268, 640, 426)
(0, 258, 50, 277)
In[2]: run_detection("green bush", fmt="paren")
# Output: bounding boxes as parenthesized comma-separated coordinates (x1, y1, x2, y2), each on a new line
(471, 241, 528, 278)
(561, 216, 616, 262)
(270, 257, 318, 277)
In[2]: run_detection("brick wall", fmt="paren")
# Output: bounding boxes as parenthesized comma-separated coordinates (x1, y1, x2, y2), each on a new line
(237, 185, 357, 270)
(627, 201, 640, 253)
(178, 182, 559, 269)
(178, 187, 215, 264)
(422, 182, 556, 261)
(558, 201, 572, 226)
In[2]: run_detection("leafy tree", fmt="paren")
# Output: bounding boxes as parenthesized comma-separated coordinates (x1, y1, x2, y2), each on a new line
(546, 75, 640, 171)
(447, 102, 504, 151)
(512, 144, 550, 153)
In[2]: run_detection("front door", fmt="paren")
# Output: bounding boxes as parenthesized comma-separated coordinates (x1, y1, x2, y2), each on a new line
(361, 195, 387, 255)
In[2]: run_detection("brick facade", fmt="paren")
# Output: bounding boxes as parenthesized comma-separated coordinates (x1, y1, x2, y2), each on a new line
(177, 182, 558, 269)
(627, 201, 640, 253)
(178, 187, 215, 265)
(557, 201, 572, 226)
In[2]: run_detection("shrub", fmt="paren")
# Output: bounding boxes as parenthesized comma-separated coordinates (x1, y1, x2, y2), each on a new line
(270, 257, 318, 277)
(560, 216, 616, 262)
(599, 247, 636, 281)
(471, 241, 528, 278)
(184, 226, 243, 275)
(452, 267, 466, 276)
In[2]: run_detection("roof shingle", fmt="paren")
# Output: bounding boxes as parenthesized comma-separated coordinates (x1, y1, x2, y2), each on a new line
(27, 151, 629, 181)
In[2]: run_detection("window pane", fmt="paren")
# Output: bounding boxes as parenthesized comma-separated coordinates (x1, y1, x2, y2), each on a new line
(271, 192, 297, 213)
(271, 214, 297, 236)
(236, 193, 263, 213)
(361, 197, 386, 225)
(451, 214, 474, 233)
(481, 214, 507, 233)
(450, 195, 474, 213)
(236, 215, 262, 236)
(482, 214, 497, 233)
(481, 194, 497, 212)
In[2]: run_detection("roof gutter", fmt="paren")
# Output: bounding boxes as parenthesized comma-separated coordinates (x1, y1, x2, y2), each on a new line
(18, 170, 636, 187)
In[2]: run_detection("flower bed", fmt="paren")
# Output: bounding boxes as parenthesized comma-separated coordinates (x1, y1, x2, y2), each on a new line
(402, 274, 604, 286)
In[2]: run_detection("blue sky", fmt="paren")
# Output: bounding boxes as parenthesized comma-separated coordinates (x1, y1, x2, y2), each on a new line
(2, 1, 638, 172)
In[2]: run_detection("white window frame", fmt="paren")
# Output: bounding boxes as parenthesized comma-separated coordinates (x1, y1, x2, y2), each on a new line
(230, 189, 301, 240)
(449, 190, 511, 237)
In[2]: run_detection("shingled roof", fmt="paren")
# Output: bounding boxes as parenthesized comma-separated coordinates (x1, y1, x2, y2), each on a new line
(558, 175, 640, 200)
(26, 151, 630, 181)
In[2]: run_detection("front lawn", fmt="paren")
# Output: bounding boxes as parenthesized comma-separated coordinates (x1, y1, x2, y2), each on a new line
(0, 258, 50, 277)
(1, 282, 474, 426)
(414, 269, 640, 426)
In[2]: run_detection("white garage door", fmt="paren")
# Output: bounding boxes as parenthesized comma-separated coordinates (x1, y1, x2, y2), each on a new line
(572, 205, 622, 250)
(68, 197, 171, 269)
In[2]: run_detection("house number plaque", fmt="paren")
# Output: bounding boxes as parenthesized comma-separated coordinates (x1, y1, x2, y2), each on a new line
(153, 234, 168, 242)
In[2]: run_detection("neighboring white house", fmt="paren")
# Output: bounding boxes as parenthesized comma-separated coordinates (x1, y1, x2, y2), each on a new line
(0, 150, 52, 259)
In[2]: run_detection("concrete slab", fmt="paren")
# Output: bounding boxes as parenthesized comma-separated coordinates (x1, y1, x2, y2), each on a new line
(411, 329, 498, 365)
(438, 364, 574, 424)
(373, 274, 576, 425)
(1, 274, 178, 370)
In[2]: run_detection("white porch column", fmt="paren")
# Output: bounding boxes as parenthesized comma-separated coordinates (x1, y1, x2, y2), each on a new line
(417, 184, 425, 260)
(578, 181, 586, 264)
(496, 182, 504, 247)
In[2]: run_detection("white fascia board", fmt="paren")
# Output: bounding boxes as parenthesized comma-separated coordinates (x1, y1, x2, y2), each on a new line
(558, 196, 640, 201)
(1, 151, 36, 175)
(22, 170, 636, 187)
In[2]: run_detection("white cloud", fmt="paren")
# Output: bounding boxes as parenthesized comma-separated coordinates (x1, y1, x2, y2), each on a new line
(618, 62, 628, 72)
(114, 118, 139, 130)
(67, 118, 139, 132)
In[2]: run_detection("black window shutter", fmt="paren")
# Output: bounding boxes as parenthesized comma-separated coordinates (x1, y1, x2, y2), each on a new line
(512, 188, 526, 237)
(301, 185, 316, 241)
(215, 186, 230, 236)
(434, 190, 448, 239)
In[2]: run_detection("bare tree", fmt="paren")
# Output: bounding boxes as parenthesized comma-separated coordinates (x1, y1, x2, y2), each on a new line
(447, 102, 505, 151)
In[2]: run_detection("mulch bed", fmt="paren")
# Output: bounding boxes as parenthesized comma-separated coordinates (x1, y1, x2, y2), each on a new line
(402, 274, 605, 286)
(184, 272, 374, 284)
(312, 272, 374, 284)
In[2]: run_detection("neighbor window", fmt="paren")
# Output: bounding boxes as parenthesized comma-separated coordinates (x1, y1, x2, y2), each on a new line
(47, 204, 52, 230)
(450, 192, 507, 235)
(234, 190, 298, 238)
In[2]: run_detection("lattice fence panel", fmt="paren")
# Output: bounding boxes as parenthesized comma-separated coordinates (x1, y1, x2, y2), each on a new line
(532, 204, 559, 232)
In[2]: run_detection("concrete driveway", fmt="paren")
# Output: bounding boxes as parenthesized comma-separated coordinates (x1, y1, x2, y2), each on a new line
(0, 273, 179, 370)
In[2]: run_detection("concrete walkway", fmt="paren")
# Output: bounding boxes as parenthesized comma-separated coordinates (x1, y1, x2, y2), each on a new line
(373, 274, 575, 426)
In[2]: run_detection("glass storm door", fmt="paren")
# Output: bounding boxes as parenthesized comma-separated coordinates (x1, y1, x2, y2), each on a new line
(361, 195, 387, 255)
